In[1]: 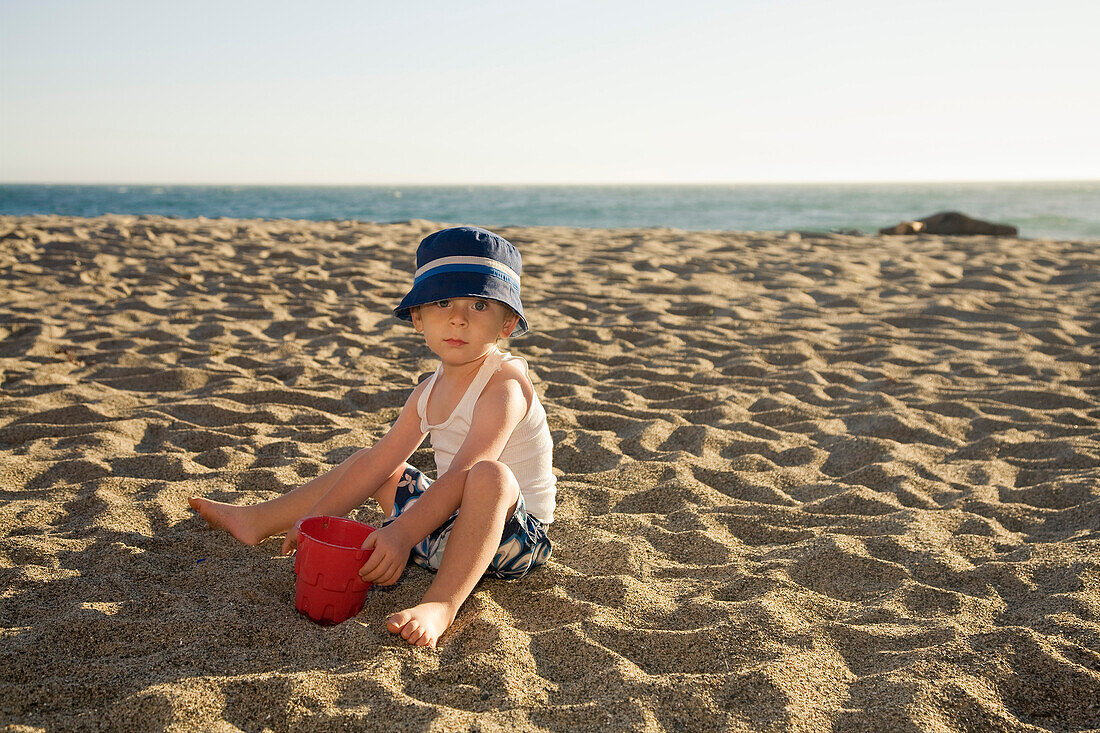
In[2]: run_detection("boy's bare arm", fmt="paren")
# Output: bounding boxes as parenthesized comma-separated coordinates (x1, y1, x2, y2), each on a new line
(358, 373, 529, 585)
(298, 383, 428, 521)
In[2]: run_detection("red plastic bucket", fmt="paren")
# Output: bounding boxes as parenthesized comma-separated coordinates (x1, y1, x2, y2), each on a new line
(293, 516, 375, 625)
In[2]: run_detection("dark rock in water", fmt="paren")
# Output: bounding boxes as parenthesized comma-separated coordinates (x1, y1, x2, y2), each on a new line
(879, 211, 1017, 236)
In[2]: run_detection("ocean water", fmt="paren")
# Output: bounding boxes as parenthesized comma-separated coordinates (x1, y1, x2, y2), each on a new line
(1, 182, 1097, 240)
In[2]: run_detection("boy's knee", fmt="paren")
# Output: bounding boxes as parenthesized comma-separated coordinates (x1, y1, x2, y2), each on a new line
(465, 460, 519, 506)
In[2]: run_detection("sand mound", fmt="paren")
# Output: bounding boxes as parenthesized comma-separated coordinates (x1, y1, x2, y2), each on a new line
(2, 216, 1098, 731)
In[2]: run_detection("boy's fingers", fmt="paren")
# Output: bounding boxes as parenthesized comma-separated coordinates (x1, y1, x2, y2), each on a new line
(358, 556, 379, 580)
(376, 560, 401, 586)
(383, 561, 400, 584)
(359, 550, 389, 581)
(365, 540, 386, 563)
(357, 532, 385, 571)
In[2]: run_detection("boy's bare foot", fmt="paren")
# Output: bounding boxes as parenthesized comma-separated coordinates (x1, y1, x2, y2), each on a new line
(188, 497, 266, 546)
(387, 601, 457, 648)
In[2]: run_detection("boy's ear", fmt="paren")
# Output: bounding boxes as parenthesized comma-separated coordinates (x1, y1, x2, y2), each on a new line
(410, 307, 424, 332)
(500, 312, 520, 338)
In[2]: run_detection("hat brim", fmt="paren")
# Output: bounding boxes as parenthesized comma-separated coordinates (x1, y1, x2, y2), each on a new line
(393, 271, 529, 336)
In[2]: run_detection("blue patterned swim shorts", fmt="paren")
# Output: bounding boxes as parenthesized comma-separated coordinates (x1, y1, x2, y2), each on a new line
(382, 465, 552, 580)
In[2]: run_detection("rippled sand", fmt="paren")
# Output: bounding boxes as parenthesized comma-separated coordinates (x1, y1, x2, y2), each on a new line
(2, 215, 1098, 731)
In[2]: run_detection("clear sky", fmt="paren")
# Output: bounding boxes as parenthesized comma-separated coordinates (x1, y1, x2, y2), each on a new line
(2, 0, 1097, 184)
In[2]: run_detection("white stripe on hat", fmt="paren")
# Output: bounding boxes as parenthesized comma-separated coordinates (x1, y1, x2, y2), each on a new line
(414, 256, 521, 285)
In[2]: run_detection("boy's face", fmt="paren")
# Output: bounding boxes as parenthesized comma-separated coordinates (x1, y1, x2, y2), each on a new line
(410, 298, 519, 357)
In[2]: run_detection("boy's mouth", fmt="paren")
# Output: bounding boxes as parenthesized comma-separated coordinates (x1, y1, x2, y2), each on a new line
(444, 338, 467, 347)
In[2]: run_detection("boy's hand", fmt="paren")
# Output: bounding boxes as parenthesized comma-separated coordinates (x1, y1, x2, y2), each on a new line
(281, 525, 300, 556)
(358, 525, 411, 586)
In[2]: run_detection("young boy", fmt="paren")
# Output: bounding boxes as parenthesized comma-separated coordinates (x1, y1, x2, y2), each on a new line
(188, 226, 555, 648)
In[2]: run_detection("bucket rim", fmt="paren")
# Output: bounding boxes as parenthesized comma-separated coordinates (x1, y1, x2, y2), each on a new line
(295, 515, 375, 551)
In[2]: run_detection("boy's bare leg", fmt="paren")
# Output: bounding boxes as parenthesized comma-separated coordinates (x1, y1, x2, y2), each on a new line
(387, 461, 519, 647)
(188, 449, 402, 546)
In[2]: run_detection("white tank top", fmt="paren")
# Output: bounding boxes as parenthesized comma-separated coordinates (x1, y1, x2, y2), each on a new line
(417, 347, 557, 523)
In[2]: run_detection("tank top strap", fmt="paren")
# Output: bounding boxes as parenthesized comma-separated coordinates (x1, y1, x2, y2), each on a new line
(418, 348, 506, 431)
(453, 348, 506, 423)
(416, 368, 441, 425)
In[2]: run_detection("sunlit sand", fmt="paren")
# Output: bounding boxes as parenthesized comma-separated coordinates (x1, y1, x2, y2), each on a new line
(3, 215, 1098, 731)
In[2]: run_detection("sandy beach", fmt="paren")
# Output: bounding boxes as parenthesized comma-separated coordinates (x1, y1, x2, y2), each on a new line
(1, 215, 1098, 732)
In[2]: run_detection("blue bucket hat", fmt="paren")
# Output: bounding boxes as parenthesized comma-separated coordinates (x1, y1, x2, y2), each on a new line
(393, 226, 528, 336)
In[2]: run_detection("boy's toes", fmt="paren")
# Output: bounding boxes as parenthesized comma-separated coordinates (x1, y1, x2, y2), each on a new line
(387, 611, 412, 634)
(388, 603, 452, 648)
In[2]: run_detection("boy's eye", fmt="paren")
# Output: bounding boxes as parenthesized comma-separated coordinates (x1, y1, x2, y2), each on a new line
(435, 300, 449, 308)
(473, 301, 488, 311)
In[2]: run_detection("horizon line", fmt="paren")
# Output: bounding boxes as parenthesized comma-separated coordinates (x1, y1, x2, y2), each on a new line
(2, 178, 1098, 187)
